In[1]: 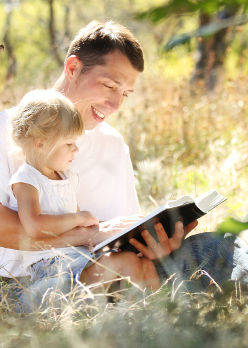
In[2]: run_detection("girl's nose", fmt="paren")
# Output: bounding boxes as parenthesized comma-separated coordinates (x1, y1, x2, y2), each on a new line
(72, 143, 78, 152)
(73, 143, 79, 152)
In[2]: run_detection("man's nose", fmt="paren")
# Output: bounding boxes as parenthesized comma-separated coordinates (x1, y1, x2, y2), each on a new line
(107, 93, 123, 112)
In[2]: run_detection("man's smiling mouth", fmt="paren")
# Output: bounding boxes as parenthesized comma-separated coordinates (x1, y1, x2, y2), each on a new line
(92, 106, 105, 121)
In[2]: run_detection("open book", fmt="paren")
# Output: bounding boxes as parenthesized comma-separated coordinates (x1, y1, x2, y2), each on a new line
(93, 190, 226, 253)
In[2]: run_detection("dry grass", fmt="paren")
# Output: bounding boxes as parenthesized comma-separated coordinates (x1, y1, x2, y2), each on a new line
(1, 275, 248, 347)
(109, 73, 248, 240)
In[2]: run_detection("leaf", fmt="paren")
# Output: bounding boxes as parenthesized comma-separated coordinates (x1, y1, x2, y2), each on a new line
(165, 13, 248, 50)
(165, 33, 191, 50)
(216, 217, 248, 235)
(136, 0, 248, 24)
(136, 1, 199, 23)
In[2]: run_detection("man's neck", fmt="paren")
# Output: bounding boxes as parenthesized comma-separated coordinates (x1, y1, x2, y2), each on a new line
(53, 72, 68, 96)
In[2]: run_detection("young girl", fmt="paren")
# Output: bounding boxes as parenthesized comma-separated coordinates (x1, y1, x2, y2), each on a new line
(0, 89, 102, 281)
(1, 89, 160, 311)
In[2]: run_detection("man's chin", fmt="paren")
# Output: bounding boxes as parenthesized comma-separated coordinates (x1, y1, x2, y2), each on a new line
(84, 125, 96, 131)
(84, 121, 101, 130)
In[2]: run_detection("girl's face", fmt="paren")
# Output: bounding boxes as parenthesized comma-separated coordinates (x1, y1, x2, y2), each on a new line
(45, 136, 79, 172)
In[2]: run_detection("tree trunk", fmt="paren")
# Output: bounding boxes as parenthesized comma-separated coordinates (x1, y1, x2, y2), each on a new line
(3, 7, 16, 80)
(47, 0, 63, 66)
(64, 2, 71, 40)
(191, 8, 237, 90)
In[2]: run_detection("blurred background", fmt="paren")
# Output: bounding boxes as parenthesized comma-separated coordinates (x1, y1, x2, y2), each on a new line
(1, 0, 248, 232)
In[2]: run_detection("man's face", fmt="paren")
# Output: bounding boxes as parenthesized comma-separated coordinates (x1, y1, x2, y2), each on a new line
(66, 50, 140, 130)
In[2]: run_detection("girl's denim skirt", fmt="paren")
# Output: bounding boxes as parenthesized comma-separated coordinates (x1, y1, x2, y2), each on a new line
(5, 246, 102, 313)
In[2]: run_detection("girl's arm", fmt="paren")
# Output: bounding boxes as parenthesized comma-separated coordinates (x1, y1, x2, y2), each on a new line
(0, 203, 100, 250)
(13, 182, 98, 239)
(28, 225, 100, 250)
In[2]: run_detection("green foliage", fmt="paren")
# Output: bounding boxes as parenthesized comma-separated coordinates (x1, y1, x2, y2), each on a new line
(137, 0, 199, 22)
(217, 217, 248, 235)
(165, 13, 248, 50)
(136, 0, 248, 52)
(137, 0, 248, 23)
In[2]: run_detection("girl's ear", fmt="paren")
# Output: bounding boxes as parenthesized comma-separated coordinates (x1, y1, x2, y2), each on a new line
(33, 138, 45, 149)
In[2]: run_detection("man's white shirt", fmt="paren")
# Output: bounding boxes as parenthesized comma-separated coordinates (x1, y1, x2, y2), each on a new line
(0, 109, 141, 221)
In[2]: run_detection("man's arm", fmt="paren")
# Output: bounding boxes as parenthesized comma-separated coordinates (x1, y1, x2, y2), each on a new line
(0, 111, 25, 249)
(0, 203, 24, 249)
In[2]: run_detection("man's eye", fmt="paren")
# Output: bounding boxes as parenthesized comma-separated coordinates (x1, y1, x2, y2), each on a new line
(103, 84, 114, 89)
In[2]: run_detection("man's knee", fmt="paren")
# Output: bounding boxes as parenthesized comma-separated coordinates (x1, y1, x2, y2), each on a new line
(140, 258, 161, 290)
(81, 251, 143, 283)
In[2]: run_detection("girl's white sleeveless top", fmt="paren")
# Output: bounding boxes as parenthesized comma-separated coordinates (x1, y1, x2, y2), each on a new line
(0, 162, 79, 277)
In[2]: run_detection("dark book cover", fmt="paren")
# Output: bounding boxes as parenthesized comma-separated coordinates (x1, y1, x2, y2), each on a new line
(94, 191, 226, 253)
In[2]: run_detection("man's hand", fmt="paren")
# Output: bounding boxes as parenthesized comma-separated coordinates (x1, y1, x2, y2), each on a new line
(129, 220, 198, 260)
(100, 215, 144, 233)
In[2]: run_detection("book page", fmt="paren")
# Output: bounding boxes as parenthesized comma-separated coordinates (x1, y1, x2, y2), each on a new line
(195, 190, 226, 213)
(167, 196, 193, 208)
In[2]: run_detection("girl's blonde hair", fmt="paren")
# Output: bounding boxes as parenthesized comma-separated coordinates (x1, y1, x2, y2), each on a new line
(12, 89, 84, 150)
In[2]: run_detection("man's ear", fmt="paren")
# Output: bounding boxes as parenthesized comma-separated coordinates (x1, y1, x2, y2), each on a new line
(65, 55, 83, 80)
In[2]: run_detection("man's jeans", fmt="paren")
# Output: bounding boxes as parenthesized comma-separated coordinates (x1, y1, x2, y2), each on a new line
(158, 232, 248, 291)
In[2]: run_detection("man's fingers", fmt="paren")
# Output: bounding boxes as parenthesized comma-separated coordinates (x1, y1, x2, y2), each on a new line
(169, 221, 184, 251)
(130, 221, 187, 261)
(185, 220, 198, 234)
(141, 230, 159, 253)
(129, 236, 154, 259)
(154, 223, 169, 243)
(154, 223, 171, 254)
(141, 229, 172, 259)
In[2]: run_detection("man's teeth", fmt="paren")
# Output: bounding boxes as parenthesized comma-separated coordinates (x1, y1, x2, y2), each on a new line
(93, 107, 105, 119)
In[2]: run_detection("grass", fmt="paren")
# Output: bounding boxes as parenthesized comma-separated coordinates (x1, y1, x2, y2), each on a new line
(1, 276, 248, 347)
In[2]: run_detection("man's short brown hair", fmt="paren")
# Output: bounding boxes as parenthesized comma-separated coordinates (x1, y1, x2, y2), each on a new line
(66, 20, 144, 73)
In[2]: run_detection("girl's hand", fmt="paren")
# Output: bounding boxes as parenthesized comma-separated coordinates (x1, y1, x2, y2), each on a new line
(61, 225, 100, 247)
(76, 211, 99, 227)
